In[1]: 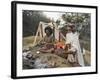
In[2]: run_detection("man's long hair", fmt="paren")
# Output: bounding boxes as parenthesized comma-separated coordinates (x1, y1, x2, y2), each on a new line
(44, 26, 53, 35)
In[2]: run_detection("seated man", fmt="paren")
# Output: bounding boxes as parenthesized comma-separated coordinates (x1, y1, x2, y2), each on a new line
(39, 26, 55, 53)
(64, 42, 77, 64)
(65, 23, 84, 66)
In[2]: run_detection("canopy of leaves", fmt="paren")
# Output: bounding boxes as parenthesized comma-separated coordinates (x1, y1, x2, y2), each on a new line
(59, 13, 91, 39)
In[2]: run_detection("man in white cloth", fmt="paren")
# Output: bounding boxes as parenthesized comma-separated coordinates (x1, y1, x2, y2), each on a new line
(65, 23, 84, 67)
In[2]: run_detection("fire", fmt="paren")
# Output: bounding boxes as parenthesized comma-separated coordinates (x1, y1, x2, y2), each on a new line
(55, 41, 65, 49)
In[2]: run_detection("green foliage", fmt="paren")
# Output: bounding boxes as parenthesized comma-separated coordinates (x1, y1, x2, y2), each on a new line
(61, 13, 90, 23)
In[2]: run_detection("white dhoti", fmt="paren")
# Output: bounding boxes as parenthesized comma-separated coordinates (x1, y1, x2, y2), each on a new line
(66, 32, 84, 66)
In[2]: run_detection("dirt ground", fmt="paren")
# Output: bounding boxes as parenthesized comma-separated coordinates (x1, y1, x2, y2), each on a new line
(23, 36, 91, 69)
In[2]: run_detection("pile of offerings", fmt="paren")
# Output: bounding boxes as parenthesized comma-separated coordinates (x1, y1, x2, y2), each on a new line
(39, 43, 54, 53)
(39, 42, 67, 56)
(39, 42, 65, 53)
(37, 42, 67, 61)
